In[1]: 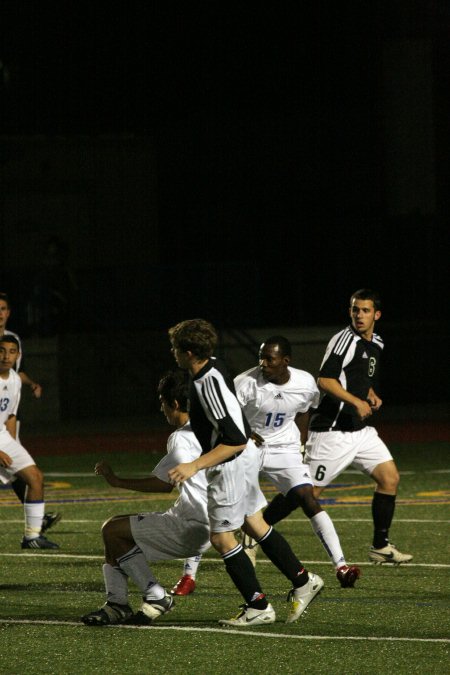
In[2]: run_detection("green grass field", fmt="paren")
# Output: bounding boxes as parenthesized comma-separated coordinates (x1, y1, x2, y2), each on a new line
(0, 441, 449, 675)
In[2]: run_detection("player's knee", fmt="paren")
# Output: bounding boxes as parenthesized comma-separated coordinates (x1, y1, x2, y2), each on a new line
(22, 465, 44, 490)
(290, 486, 322, 519)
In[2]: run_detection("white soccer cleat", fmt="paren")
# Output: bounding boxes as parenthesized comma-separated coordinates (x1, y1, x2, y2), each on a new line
(286, 572, 324, 624)
(369, 543, 413, 565)
(219, 603, 276, 627)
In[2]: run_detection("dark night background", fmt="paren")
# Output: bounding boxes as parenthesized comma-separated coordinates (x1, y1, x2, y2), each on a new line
(1, 1, 449, 416)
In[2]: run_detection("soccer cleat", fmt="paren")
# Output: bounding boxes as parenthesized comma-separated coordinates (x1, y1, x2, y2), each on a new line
(170, 575, 196, 596)
(369, 543, 413, 565)
(124, 592, 174, 624)
(219, 603, 276, 627)
(336, 565, 361, 588)
(21, 535, 59, 550)
(41, 512, 62, 534)
(286, 572, 324, 623)
(81, 602, 133, 626)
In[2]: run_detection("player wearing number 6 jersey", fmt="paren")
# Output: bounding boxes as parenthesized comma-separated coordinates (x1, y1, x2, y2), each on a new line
(172, 335, 360, 595)
(305, 289, 412, 565)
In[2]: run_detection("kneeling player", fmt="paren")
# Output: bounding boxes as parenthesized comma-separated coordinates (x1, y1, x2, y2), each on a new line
(82, 369, 210, 626)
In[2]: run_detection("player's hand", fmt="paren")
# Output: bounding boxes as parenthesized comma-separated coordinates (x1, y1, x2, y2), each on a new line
(168, 462, 197, 484)
(251, 431, 265, 447)
(0, 450, 13, 468)
(30, 383, 42, 399)
(355, 399, 373, 420)
(367, 393, 382, 411)
(95, 460, 118, 484)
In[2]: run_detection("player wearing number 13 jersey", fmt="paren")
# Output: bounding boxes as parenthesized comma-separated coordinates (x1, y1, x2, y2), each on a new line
(305, 289, 412, 565)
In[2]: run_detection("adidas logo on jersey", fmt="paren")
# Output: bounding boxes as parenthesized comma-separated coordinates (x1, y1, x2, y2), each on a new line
(274, 393, 283, 399)
(362, 352, 369, 358)
(221, 520, 231, 528)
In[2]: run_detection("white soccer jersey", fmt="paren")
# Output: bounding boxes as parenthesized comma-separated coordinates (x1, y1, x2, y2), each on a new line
(234, 366, 320, 447)
(151, 421, 209, 526)
(0, 369, 21, 432)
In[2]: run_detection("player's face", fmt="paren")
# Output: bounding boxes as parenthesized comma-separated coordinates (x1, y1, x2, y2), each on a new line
(0, 300, 11, 330)
(259, 343, 290, 384)
(0, 343, 19, 372)
(159, 396, 178, 426)
(171, 344, 191, 370)
(349, 299, 381, 339)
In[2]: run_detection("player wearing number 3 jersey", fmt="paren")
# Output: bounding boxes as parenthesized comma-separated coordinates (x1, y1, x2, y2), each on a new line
(305, 289, 412, 565)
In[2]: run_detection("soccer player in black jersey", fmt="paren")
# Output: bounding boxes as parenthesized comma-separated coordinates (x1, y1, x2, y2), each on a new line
(168, 319, 324, 626)
(305, 289, 412, 565)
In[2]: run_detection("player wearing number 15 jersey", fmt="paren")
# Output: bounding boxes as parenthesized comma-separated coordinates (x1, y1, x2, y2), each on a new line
(235, 336, 359, 586)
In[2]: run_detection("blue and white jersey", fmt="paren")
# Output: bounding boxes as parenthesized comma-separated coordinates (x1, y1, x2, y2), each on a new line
(0, 369, 21, 432)
(152, 421, 209, 525)
(235, 366, 320, 448)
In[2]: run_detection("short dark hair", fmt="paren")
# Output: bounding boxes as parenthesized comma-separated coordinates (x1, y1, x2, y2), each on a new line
(0, 334, 20, 350)
(168, 319, 218, 360)
(157, 369, 190, 412)
(0, 292, 11, 309)
(350, 289, 381, 312)
(261, 335, 292, 357)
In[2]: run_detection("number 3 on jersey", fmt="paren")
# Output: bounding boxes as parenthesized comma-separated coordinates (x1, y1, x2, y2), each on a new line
(265, 412, 286, 428)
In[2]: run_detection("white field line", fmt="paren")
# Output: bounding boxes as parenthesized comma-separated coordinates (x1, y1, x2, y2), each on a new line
(0, 552, 448, 568)
(2, 518, 449, 523)
(0, 619, 448, 643)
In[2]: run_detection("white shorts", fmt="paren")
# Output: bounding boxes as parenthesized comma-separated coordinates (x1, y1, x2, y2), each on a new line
(260, 450, 313, 495)
(305, 427, 393, 486)
(130, 511, 211, 561)
(0, 429, 36, 485)
(206, 439, 267, 532)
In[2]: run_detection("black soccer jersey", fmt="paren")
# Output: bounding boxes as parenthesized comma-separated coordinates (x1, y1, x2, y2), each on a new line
(309, 325, 383, 432)
(188, 358, 251, 455)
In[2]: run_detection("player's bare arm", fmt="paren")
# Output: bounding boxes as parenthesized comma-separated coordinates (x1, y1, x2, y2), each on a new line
(19, 372, 42, 399)
(318, 377, 373, 420)
(95, 460, 173, 493)
(168, 442, 246, 483)
(0, 449, 13, 467)
(294, 411, 310, 445)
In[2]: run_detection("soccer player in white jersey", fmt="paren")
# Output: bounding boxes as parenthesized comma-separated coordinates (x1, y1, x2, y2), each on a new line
(0, 292, 60, 534)
(168, 319, 323, 626)
(82, 369, 211, 626)
(305, 289, 412, 565)
(0, 335, 59, 549)
(173, 335, 360, 595)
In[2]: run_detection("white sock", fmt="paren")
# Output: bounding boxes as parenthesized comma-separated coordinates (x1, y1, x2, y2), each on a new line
(183, 555, 202, 579)
(103, 563, 129, 606)
(118, 545, 165, 601)
(24, 500, 45, 539)
(310, 511, 346, 568)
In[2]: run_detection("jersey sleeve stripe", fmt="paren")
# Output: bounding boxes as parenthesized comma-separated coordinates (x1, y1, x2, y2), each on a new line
(201, 376, 226, 419)
(333, 329, 353, 356)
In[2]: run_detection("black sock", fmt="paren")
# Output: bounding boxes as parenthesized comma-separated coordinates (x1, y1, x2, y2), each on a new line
(263, 493, 297, 526)
(258, 527, 308, 588)
(223, 545, 267, 608)
(11, 477, 27, 503)
(372, 492, 396, 548)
